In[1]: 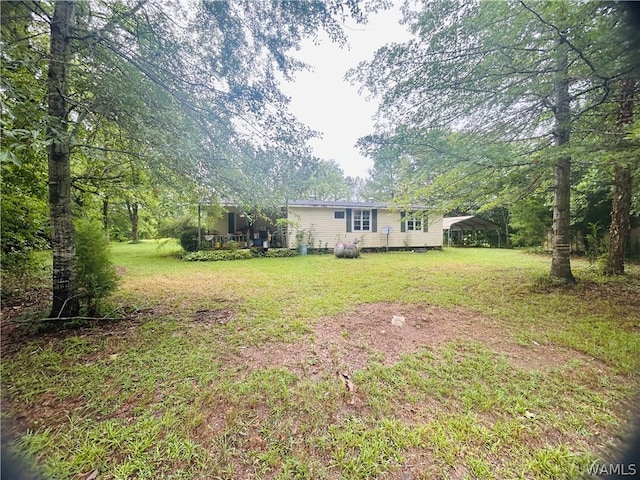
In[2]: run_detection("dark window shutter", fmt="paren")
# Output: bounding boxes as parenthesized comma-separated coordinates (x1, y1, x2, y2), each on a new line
(400, 211, 406, 232)
(371, 209, 377, 232)
(228, 212, 235, 234)
(423, 216, 428, 232)
(346, 208, 352, 233)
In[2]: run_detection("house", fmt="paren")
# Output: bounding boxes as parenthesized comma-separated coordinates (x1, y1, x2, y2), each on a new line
(197, 202, 282, 249)
(286, 200, 443, 251)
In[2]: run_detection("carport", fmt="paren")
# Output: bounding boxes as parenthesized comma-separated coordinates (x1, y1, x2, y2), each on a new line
(443, 215, 501, 247)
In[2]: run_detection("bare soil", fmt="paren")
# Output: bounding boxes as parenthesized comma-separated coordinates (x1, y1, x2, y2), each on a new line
(0, 290, 633, 480)
(230, 301, 603, 376)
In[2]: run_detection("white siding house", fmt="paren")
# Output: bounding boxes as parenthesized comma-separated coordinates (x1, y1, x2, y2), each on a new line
(198, 203, 281, 249)
(287, 200, 443, 250)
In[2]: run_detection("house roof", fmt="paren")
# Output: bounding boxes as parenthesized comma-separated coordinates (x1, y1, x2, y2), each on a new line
(442, 215, 499, 231)
(288, 200, 428, 210)
(288, 199, 386, 208)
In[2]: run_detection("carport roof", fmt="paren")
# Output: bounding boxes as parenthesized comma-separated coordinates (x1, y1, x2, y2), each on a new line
(442, 215, 499, 231)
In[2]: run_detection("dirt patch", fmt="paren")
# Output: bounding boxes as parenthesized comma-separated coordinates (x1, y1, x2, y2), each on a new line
(233, 302, 603, 376)
(193, 308, 235, 326)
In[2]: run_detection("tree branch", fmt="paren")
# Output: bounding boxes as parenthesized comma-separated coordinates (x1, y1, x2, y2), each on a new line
(13, 316, 121, 324)
(519, 0, 607, 81)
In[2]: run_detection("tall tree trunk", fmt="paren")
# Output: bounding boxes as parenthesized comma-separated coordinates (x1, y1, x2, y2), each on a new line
(606, 77, 636, 275)
(102, 196, 110, 240)
(550, 34, 575, 282)
(501, 207, 510, 249)
(47, 0, 80, 318)
(126, 200, 139, 242)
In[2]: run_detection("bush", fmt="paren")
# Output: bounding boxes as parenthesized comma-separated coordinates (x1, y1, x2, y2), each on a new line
(182, 249, 253, 262)
(0, 250, 50, 305)
(158, 215, 196, 239)
(179, 226, 203, 252)
(75, 218, 118, 316)
(264, 248, 299, 258)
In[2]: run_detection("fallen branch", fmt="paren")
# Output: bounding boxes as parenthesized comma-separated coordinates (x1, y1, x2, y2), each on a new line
(13, 316, 122, 324)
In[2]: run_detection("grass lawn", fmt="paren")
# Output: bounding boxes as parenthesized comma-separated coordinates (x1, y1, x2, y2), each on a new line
(1, 241, 639, 479)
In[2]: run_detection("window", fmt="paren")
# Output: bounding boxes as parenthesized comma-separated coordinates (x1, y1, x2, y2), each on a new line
(334, 211, 345, 219)
(346, 208, 377, 233)
(353, 209, 371, 231)
(406, 214, 422, 231)
(402, 211, 427, 232)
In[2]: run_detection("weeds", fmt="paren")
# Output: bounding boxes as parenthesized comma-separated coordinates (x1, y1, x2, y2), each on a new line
(2, 242, 638, 479)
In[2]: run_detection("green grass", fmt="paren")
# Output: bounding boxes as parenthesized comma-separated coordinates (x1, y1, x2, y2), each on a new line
(2, 241, 639, 479)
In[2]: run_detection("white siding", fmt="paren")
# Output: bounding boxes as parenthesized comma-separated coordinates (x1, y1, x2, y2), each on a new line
(287, 206, 443, 249)
(209, 207, 250, 235)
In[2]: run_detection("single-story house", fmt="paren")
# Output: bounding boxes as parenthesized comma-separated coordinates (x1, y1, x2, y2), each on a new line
(287, 200, 443, 251)
(197, 202, 282, 249)
(442, 215, 500, 247)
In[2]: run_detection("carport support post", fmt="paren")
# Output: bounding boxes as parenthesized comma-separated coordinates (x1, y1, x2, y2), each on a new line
(197, 203, 202, 250)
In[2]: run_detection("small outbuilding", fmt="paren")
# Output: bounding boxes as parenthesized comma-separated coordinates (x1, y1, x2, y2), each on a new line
(442, 215, 501, 247)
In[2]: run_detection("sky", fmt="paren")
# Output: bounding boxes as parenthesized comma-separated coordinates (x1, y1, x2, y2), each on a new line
(281, 7, 412, 179)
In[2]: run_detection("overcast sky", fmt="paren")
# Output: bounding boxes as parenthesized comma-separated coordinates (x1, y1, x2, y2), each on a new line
(281, 7, 411, 179)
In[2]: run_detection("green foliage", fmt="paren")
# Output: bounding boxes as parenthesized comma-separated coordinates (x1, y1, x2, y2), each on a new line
(182, 249, 252, 262)
(75, 218, 118, 316)
(351, 1, 638, 279)
(247, 247, 300, 258)
(158, 216, 197, 239)
(510, 198, 552, 247)
(459, 231, 491, 248)
(2, 0, 371, 318)
(264, 248, 299, 258)
(224, 240, 239, 251)
(0, 18, 50, 269)
(584, 222, 609, 271)
(3, 245, 639, 478)
(571, 167, 614, 232)
(179, 226, 202, 253)
(302, 159, 352, 201)
(0, 250, 51, 306)
(0, 181, 49, 270)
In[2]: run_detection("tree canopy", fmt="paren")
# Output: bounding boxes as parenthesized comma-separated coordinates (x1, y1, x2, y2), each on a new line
(349, 0, 639, 279)
(1, 0, 370, 318)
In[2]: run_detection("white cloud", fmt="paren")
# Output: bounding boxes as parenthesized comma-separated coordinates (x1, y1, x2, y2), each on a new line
(282, 7, 411, 179)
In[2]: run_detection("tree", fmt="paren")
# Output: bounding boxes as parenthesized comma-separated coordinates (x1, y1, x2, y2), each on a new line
(357, 132, 414, 201)
(46, 0, 80, 317)
(1, 1, 50, 269)
(510, 198, 552, 247)
(605, 78, 638, 275)
(358, 125, 544, 249)
(606, 3, 640, 274)
(5, 0, 368, 321)
(346, 175, 367, 202)
(303, 159, 352, 201)
(350, 0, 636, 281)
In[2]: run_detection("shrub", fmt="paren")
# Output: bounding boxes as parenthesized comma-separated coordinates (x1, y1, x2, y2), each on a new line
(179, 226, 203, 252)
(158, 215, 196, 239)
(264, 248, 299, 258)
(75, 218, 118, 316)
(585, 222, 608, 271)
(182, 249, 253, 262)
(0, 250, 50, 305)
(224, 240, 239, 251)
(509, 198, 552, 247)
